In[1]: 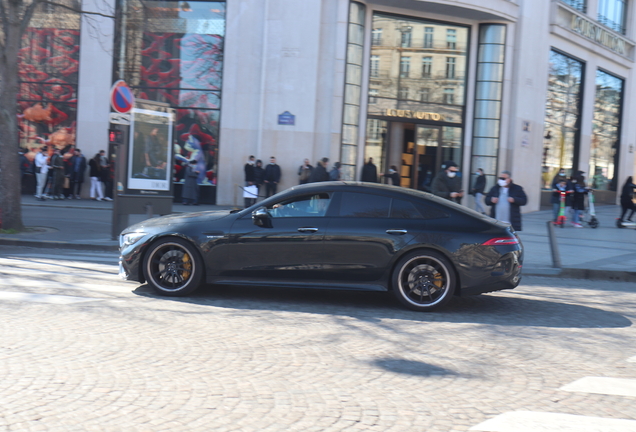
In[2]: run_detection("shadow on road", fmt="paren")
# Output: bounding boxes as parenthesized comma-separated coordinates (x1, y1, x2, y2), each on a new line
(132, 284, 632, 329)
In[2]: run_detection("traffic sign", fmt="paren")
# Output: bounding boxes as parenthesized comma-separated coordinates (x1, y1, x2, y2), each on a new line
(110, 80, 135, 113)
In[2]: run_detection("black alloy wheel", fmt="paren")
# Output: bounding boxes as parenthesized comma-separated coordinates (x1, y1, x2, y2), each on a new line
(392, 250, 456, 311)
(143, 237, 204, 296)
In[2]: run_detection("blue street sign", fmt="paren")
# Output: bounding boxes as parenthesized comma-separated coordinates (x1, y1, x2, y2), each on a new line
(278, 111, 295, 125)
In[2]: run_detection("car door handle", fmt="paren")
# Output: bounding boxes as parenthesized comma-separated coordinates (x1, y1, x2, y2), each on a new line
(298, 227, 319, 233)
(386, 229, 408, 235)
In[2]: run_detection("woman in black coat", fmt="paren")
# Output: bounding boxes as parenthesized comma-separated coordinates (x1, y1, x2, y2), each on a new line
(620, 176, 636, 222)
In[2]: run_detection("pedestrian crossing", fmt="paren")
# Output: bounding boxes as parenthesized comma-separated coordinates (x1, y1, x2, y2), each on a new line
(471, 357, 636, 432)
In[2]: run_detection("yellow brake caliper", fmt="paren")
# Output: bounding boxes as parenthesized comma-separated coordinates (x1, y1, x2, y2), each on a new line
(433, 272, 443, 288)
(182, 253, 192, 279)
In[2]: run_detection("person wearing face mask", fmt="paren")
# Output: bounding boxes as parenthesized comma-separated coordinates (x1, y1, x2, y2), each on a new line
(485, 170, 528, 231)
(380, 165, 400, 186)
(431, 160, 463, 203)
(551, 167, 567, 189)
(470, 168, 486, 214)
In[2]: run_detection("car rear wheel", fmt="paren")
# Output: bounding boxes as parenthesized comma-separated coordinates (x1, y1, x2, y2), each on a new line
(143, 237, 203, 296)
(392, 250, 456, 311)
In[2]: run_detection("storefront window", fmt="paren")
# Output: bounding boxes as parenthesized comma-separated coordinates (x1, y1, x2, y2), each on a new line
(18, 2, 81, 154)
(598, 0, 627, 34)
(542, 50, 584, 189)
(119, 0, 225, 191)
(591, 70, 623, 191)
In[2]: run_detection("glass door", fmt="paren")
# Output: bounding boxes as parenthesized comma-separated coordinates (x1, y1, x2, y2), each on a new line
(415, 126, 441, 191)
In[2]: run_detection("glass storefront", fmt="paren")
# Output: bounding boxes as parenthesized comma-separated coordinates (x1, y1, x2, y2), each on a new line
(364, 13, 469, 188)
(18, 2, 81, 153)
(119, 0, 225, 195)
(590, 69, 623, 191)
(542, 49, 584, 189)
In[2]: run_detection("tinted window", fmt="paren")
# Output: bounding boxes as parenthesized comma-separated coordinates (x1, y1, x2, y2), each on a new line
(339, 192, 390, 218)
(416, 203, 449, 220)
(268, 193, 331, 218)
(390, 199, 422, 219)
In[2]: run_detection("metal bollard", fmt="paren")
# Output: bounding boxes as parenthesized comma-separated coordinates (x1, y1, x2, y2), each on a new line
(546, 220, 561, 268)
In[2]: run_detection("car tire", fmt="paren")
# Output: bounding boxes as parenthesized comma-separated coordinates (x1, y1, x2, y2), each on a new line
(391, 250, 456, 312)
(143, 237, 204, 296)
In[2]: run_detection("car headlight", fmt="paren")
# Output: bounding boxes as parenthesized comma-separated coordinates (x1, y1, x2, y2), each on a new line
(119, 232, 147, 248)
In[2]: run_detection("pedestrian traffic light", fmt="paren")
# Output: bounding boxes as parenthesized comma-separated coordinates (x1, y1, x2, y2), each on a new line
(109, 129, 123, 144)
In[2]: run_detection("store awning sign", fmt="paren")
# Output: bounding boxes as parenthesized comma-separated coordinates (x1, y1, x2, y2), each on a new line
(110, 80, 135, 114)
(278, 111, 295, 125)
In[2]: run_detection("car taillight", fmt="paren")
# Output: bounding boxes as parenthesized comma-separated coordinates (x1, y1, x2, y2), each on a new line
(482, 237, 519, 246)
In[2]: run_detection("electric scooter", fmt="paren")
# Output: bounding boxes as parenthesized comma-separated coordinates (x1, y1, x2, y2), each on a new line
(585, 189, 599, 228)
(616, 218, 636, 228)
(554, 190, 568, 228)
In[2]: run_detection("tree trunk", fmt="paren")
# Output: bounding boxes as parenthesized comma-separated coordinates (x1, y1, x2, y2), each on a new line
(0, 18, 25, 231)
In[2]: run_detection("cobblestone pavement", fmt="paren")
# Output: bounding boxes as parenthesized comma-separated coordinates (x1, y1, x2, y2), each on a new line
(0, 246, 635, 431)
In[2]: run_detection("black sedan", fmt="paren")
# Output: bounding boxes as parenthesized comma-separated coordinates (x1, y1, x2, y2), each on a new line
(119, 182, 523, 311)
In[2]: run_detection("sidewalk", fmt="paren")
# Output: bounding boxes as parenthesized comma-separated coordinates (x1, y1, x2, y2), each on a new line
(1, 195, 635, 281)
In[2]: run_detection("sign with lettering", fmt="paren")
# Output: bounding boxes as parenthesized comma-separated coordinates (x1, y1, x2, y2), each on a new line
(278, 111, 295, 125)
(385, 109, 444, 121)
(570, 15, 626, 56)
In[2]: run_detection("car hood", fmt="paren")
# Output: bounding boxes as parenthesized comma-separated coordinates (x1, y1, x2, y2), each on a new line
(123, 210, 232, 232)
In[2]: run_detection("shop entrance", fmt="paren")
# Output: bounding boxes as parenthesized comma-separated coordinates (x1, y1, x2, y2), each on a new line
(365, 119, 462, 190)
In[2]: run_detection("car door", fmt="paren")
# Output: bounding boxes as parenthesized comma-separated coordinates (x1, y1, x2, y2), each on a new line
(226, 192, 332, 281)
(322, 192, 422, 282)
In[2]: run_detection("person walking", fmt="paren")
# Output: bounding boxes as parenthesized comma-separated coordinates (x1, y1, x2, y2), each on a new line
(69, 148, 86, 199)
(329, 162, 341, 181)
(309, 157, 329, 182)
(298, 159, 314, 184)
(471, 168, 487, 214)
(264, 156, 281, 197)
(361, 157, 378, 182)
(431, 160, 463, 203)
(619, 176, 636, 222)
(182, 160, 200, 206)
(485, 170, 528, 231)
(89, 153, 104, 201)
(50, 147, 65, 200)
(380, 165, 400, 185)
(34, 146, 49, 200)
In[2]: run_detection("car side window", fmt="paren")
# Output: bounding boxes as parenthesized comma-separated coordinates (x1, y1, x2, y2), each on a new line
(339, 192, 390, 218)
(415, 203, 449, 220)
(390, 199, 423, 219)
(268, 193, 331, 218)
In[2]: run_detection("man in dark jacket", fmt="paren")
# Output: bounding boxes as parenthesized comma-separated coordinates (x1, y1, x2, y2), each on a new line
(264, 156, 281, 197)
(361, 158, 378, 182)
(471, 168, 486, 213)
(69, 148, 87, 199)
(309, 157, 329, 182)
(431, 160, 463, 203)
(244, 155, 255, 186)
(485, 170, 528, 231)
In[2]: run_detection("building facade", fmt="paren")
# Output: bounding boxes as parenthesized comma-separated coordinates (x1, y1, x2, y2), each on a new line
(18, 0, 636, 210)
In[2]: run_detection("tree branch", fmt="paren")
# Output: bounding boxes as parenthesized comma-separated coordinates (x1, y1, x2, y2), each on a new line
(42, 0, 115, 19)
(19, 0, 42, 37)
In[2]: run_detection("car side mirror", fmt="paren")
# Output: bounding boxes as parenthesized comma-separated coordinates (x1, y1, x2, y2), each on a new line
(252, 207, 269, 226)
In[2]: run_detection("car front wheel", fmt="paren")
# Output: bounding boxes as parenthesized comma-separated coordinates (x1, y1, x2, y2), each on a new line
(143, 237, 204, 296)
(392, 250, 456, 311)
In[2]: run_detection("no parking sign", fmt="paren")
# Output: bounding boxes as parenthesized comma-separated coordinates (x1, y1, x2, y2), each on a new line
(110, 80, 135, 114)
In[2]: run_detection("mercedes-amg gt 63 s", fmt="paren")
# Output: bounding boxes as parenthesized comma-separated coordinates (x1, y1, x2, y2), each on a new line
(119, 182, 523, 311)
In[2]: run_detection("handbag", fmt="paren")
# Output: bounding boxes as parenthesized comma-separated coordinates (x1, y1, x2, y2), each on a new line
(63, 176, 70, 189)
(243, 185, 258, 199)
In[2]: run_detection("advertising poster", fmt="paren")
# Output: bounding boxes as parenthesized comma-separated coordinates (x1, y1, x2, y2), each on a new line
(128, 108, 173, 191)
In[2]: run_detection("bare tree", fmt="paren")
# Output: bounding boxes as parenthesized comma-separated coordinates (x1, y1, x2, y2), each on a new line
(0, 0, 113, 230)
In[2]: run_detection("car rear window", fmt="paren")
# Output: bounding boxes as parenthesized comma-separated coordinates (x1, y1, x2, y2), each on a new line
(339, 192, 390, 218)
(390, 198, 449, 220)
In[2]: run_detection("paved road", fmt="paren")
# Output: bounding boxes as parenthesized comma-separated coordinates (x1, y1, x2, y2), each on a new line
(1, 246, 635, 431)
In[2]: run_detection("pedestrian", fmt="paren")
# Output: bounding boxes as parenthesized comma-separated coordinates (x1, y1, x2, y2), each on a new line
(471, 168, 487, 214)
(361, 157, 378, 182)
(244, 155, 255, 185)
(551, 178, 573, 223)
(485, 170, 528, 231)
(380, 165, 400, 185)
(182, 160, 200, 206)
(263, 156, 281, 197)
(99, 150, 113, 201)
(69, 148, 86, 199)
(329, 162, 341, 181)
(551, 167, 567, 189)
(298, 158, 314, 184)
(50, 147, 65, 200)
(431, 160, 463, 203)
(570, 171, 588, 228)
(253, 159, 265, 199)
(619, 176, 636, 222)
(309, 157, 329, 182)
(89, 153, 105, 201)
(34, 146, 49, 200)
